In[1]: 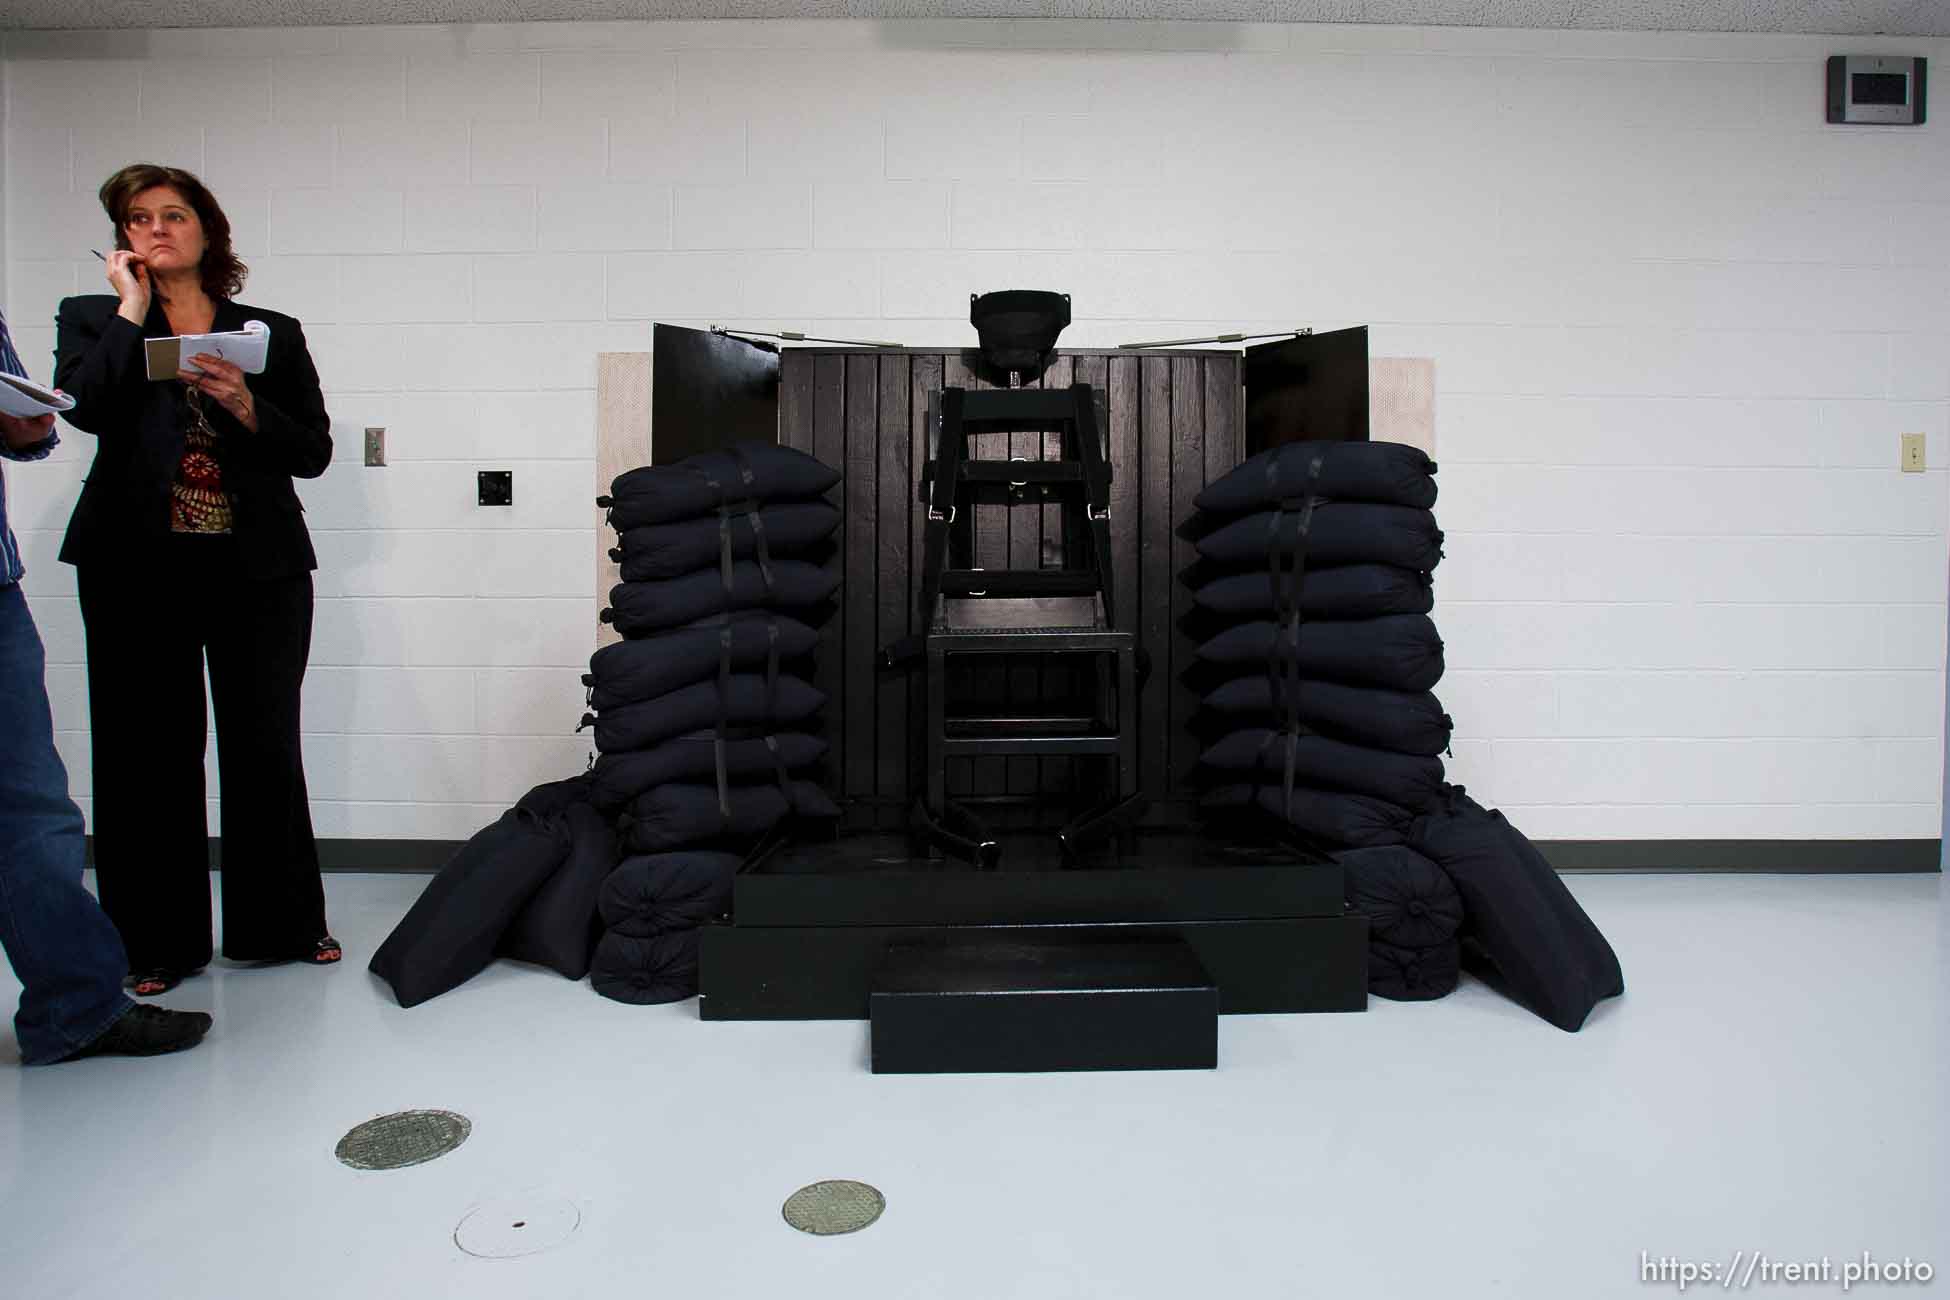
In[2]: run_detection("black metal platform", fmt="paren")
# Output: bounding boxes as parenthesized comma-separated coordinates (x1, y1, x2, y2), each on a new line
(698, 826, 1368, 1021)
(729, 829, 1346, 926)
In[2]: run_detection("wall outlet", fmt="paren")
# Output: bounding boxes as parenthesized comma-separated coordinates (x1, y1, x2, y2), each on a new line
(363, 426, 386, 467)
(1901, 432, 1926, 473)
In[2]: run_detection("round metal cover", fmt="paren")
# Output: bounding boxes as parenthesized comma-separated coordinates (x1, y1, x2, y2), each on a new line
(334, 1109, 471, 1171)
(782, 1180, 885, 1236)
(455, 1196, 582, 1259)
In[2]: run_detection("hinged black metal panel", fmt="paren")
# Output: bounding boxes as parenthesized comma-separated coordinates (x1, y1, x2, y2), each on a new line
(650, 323, 780, 466)
(1243, 325, 1369, 452)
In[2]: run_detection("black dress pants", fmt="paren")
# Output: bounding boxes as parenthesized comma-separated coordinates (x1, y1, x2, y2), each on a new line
(76, 536, 325, 972)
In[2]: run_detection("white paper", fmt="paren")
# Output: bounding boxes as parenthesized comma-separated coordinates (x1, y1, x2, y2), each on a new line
(0, 370, 76, 418)
(144, 318, 271, 381)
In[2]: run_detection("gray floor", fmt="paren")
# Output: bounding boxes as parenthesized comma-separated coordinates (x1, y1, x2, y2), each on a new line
(2, 871, 1944, 1299)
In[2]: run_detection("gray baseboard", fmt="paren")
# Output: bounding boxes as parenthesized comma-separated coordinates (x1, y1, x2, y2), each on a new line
(85, 835, 1938, 874)
(1537, 839, 1941, 873)
(316, 839, 466, 873)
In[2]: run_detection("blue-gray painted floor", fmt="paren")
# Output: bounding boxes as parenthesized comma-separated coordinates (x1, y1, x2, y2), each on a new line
(2, 871, 1944, 1298)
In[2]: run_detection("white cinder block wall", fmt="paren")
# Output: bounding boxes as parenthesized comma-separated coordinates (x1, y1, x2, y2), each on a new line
(3, 19, 1946, 844)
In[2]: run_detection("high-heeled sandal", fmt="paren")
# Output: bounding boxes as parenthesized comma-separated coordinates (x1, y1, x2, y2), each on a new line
(129, 968, 195, 997)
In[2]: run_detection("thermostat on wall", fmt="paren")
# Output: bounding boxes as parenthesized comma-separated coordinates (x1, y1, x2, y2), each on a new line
(1827, 55, 1926, 124)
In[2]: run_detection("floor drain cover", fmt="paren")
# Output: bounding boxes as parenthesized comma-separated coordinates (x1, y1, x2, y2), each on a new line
(334, 1110, 471, 1171)
(782, 1180, 885, 1236)
(455, 1196, 581, 1259)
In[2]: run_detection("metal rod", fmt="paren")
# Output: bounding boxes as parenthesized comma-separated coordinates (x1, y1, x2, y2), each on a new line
(1115, 328, 1310, 350)
(710, 325, 903, 348)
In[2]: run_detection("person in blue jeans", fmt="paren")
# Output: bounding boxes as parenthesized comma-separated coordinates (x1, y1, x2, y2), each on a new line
(0, 309, 210, 1063)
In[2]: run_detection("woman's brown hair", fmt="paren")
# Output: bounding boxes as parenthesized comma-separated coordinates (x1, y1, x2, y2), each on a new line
(98, 163, 248, 302)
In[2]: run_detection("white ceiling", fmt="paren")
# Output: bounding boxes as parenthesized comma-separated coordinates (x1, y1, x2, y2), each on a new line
(3, 0, 1946, 36)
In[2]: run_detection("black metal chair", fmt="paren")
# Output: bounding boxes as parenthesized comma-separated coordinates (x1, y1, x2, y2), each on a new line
(896, 295, 1146, 866)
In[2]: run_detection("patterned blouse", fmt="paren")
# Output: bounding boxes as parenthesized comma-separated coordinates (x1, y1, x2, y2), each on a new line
(170, 389, 233, 534)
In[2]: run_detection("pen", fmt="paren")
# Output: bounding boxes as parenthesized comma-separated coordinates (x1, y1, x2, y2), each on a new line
(92, 250, 105, 261)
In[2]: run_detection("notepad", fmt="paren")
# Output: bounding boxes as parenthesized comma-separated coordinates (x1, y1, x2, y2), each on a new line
(0, 370, 76, 418)
(144, 319, 271, 381)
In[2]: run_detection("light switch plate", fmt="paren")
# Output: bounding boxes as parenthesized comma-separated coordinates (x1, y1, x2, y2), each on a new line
(1902, 432, 1925, 472)
(364, 426, 386, 466)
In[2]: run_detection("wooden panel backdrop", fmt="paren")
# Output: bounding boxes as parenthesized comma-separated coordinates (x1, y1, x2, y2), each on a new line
(778, 348, 1243, 831)
(594, 352, 651, 650)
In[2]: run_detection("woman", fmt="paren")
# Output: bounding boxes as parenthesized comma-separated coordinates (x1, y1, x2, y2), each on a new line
(56, 163, 338, 996)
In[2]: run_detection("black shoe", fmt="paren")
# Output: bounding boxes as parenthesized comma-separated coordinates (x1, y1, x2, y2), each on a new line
(57, 1004, 213, 1062)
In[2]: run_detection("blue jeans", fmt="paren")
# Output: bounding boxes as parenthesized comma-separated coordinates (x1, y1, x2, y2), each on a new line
(0, 583, 133, 1064)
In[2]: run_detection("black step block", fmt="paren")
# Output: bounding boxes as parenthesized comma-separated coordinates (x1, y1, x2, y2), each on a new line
(870, 933, 1216, 1074)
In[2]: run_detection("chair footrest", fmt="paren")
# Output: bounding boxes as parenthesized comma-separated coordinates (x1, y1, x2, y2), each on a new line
(928, 625, 1134, 651)
(942, 728, 1123, 756)
(945, 715, 1106, 737)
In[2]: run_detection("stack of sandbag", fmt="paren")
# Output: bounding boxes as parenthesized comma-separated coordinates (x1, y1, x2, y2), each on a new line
(1187, 443, 1622, 1027)
(584, 442, 844, 1004)
(369, 774, 620, 1008)
(1194, 440, 1450, 850)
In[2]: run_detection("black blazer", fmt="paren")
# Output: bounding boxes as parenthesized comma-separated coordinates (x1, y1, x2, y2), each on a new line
(54, 293, 332, 580)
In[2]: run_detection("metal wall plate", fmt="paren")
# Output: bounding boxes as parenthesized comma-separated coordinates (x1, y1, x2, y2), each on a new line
(334, 1110, 471, 1171)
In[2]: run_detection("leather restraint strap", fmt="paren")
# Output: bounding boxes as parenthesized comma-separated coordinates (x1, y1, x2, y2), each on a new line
(712, 626, 734, 819)
(919, 388, 968, 625)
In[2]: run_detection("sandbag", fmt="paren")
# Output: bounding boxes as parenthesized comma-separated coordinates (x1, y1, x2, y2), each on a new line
(586, 674, 825, 754)
(1191, 564, 1433, 620)
(1408, 788, 1624, 1032)
(1196, 503, 1443, 573)
(1202, 783, 1414, 848)
(1201, 728, 1445, 811)
(585, 613, 819, 712)
(612, 501, 841, 582)
(1196, 615, 1444, 693)
(1203, 676, 1452, 757)
(1197, 441, 1437, 514)
(499, 803, 619, 980)
(514, 772, 594, 819)
(589, 929, 702, 1005)
(602, 561, 838, 636)
(1368, 938, 1461, 1002)
(368, 808, 571, 1008)
(1335, 845, 1464, 948)
(601, 442, 840, 530)
(617, 779, 840, 853)
(589, 731, 827, 812)
(598, 851, 743, 938)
